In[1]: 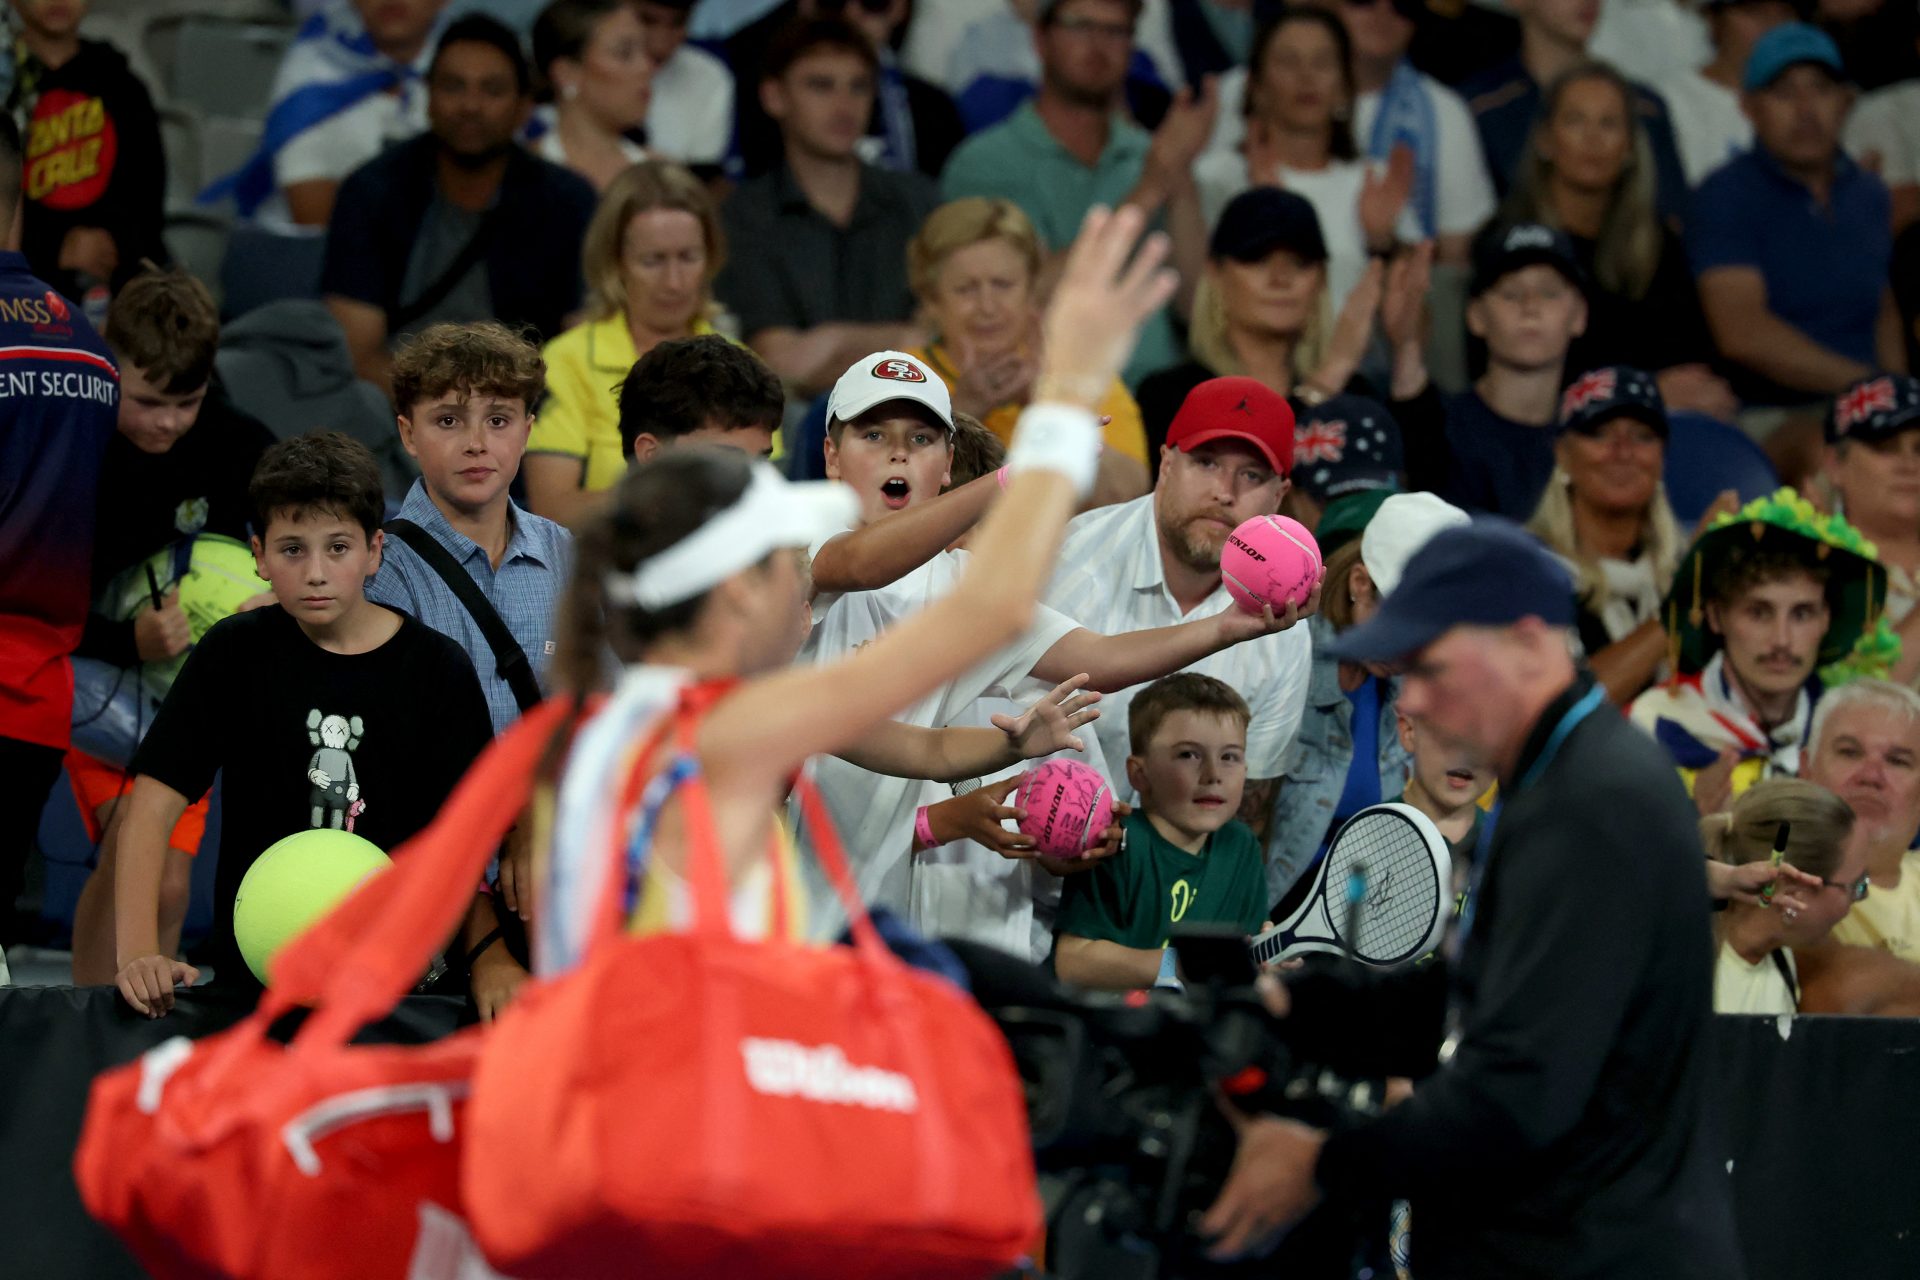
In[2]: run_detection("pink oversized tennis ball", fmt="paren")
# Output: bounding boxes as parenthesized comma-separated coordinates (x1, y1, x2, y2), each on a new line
(1221, 515, 1323, 615)
(1015, 760, 1116, 860)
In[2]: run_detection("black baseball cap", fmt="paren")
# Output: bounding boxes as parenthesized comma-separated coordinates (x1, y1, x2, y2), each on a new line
(1469, 221, 1587, 298)
(1209, 187, 1329, 265)
(1826, 373, 1920, 445)
(1559, 365, 1668, 440)
(1331, 519, 1575, 665)
(1291, 394, 1405, 503)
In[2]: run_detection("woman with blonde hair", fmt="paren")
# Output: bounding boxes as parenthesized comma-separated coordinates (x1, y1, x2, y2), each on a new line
(1703, 778, 1862, 1014)
(906, 197, 1150, 506)
(527, 160, 730, 524)
(1525, 365, 1709, 704)
(1505, 63, 1732, 420)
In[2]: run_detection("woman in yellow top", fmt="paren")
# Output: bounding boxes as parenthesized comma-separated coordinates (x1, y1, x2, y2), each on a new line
(906, 198, 1149, 508)
(527, 160, 739, 526)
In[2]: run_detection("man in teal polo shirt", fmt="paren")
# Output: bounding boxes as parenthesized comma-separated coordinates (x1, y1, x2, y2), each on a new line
(939, 0, 1213, 387)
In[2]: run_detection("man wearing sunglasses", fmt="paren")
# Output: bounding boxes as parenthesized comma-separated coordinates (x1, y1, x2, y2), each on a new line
(1802, 677, 1920, 965)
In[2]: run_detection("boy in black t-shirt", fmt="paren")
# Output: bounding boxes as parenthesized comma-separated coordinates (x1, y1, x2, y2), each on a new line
(1055, 674, 1268, 992)
(113, 434, 494, 1016)
(68, 268, 276, 983)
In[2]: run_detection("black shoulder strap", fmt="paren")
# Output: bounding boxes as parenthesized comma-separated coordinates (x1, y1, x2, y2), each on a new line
(1770, 948, 1801, 1008)
(385, 518, 542, 713)
(390, 206, 498, 333)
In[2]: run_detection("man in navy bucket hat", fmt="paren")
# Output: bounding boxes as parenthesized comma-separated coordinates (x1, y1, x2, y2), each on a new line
(1203, 522, 1742, 1278)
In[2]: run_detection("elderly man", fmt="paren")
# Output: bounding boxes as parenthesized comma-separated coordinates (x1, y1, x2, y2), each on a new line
(1801, 679, 1920, 963)
(1202, 520, 1739, 1278)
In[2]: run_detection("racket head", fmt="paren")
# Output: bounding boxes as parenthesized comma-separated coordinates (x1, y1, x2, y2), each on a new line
(1321, 802, 1453, 968)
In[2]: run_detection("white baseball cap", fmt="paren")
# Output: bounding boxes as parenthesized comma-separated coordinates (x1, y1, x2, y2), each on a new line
(1361, 492, 1471, 598)
(826, 350, 954, 434)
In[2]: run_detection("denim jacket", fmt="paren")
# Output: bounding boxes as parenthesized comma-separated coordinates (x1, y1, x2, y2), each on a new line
(1264, 615, 1413, 904)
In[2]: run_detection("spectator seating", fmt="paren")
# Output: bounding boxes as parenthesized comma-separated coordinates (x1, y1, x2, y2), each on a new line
(161, 210, 232, 310)
(157, 105, 201, 206)
(197, 114, 265, 201)
(148, 16, 292, 121)
(1664, 411, 1782, 526)
(218, 223, 326, 319)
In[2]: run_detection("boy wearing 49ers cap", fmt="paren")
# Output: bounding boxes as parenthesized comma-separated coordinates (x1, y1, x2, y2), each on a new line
(803, 356, 1316, 953)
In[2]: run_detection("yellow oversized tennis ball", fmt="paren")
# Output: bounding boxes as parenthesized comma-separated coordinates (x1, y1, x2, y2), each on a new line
(233, 829, 391, 985)
(107, 534, 271, 698)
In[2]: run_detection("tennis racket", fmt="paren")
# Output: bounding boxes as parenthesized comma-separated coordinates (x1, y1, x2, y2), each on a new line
(1251, 802, 1452, 969)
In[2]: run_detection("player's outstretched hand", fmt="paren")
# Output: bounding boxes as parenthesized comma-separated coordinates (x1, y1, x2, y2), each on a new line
(992, 673, 1102, 759)
(1037, 206, 1179, 410)
(115, 952, 199, 1018)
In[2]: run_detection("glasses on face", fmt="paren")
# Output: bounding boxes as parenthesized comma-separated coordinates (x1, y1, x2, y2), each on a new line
(1052, 14, 1135, 41)
(1821, 873, 1871, 902)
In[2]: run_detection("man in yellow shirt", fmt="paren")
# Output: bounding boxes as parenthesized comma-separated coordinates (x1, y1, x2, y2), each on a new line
(1803, 678, 1920, 963)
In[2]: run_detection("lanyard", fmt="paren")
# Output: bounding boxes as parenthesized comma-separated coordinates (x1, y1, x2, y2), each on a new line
(1451, 684, 1607, 961)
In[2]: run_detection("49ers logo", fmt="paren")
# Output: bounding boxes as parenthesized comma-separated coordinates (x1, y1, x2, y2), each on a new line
(871, 357, 927, 383)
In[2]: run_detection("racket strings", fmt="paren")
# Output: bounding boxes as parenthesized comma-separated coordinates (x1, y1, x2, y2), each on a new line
(1328, 819, 1441, 961)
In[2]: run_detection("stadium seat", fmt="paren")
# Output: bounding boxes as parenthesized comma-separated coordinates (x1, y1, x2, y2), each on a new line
(148, 16, 290, 121)
(219, 224, 325, 319)
(157, 105, 202, 206)
(1664, 411, 1781, 527)
(198, 115, 264, 203)
(162, 210, 232, 310)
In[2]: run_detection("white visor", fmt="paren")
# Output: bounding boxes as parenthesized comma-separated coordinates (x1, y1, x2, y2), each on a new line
(605, 464, 860, 610)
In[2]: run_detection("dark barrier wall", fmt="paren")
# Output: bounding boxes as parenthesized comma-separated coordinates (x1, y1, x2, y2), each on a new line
(1, 988, 1916, 1278)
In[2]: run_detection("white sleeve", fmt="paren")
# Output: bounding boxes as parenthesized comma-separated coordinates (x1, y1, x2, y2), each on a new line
(690, 54, 736, 165)
(1242, 624, 1314, 780)
(1845, 92, 1918, 186)
(273, 97, 380, 187)
(943, 601, 1083, 717)
(1134, 0, 1187, 91)
(1430, 82, 1498, 236)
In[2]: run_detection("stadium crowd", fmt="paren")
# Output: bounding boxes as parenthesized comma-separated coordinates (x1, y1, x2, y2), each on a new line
(6, 0, 1920, 1272)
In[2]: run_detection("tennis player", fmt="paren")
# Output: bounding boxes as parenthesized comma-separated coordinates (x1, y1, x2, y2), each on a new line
(1202, 520, 1742, 1278)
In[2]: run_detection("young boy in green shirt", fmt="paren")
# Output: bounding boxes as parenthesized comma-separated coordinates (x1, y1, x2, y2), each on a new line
(1054, 673, 1268, 991)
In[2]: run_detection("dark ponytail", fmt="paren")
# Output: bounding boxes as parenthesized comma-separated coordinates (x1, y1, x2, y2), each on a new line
(552, 446, 757, 697)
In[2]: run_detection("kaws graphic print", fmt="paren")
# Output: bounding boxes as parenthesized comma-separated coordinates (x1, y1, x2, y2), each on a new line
(305, 710, 365, 831)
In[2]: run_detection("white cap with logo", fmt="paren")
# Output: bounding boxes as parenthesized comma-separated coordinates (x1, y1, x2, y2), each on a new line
(827, 350, 954, 434)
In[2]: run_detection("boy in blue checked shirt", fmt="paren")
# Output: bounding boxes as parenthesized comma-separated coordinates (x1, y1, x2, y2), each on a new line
(365, 322, 572, 1017)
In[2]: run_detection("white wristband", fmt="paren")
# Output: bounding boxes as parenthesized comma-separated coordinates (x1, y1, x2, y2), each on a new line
(1006, 402, 1102, 497)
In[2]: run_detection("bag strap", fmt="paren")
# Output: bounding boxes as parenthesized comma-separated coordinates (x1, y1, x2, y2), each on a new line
(389, 208, 497, 334)
(270, 697, 581, 1046)
(384, 518, 542, 713)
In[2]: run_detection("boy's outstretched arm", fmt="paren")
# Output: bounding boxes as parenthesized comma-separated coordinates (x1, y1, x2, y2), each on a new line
(832, 675, 1100, 782)
(807, 472, 1001, 599)
(1055, 934, 1165, 990)
(112, 776, 199, 1016)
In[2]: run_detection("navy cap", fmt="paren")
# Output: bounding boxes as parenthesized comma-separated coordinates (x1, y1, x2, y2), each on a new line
(1827, 373, 1920, 444)
(1291, 394, 1405, 502)
(1209, 187, 1329, 265)
(1331, 519, 1576, 665)
(1559, 365, 1668, 440)
(1469, 221, 1587, 298)
(1744, 23, 1844, 91)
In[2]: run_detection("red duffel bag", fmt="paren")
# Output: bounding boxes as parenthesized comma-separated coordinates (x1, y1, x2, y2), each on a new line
(72, 698, 575, 1280)
(465, 704, 1042, 1279)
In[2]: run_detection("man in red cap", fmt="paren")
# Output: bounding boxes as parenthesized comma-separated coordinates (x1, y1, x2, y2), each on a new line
(1040, 375, 1316, 841)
